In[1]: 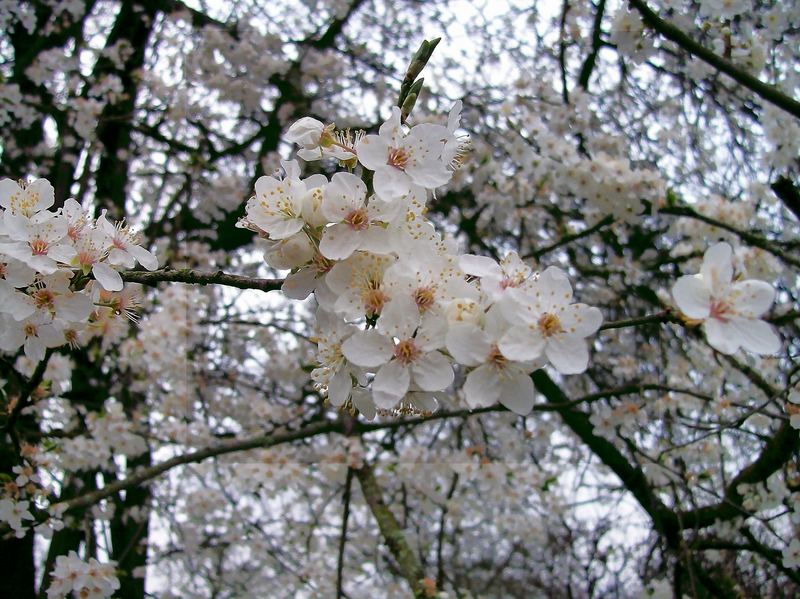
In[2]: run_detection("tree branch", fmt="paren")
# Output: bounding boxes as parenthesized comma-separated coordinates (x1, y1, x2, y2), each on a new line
(629, 0, 800, 119)
(336, 468, 354, 599)
(121, 268, 283, 293)
(354, 461, 429, 597)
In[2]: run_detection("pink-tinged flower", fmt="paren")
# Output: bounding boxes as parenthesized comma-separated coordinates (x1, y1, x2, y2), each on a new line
(356, 107, 452, 199)
(446, 306, 540, 415)
(0, 177, 54, 217)
(0, 212, 76, 274)
(96, 211, 158, 271)
(672, 242, 780, 355)
(285, 117, 356, 162)
(325, 252, 396, 319)
(498, 266, 603, 374)
(72, 228, 123, 291)
(458, 251, 536, 302)
(319, 172, 402, 260)
(245, 161, 310, 240)
(0, 312, 66, 362)
(341, 294, 453, 409)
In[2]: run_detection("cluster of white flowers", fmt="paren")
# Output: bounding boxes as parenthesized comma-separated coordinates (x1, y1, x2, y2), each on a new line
(505, 123, 664, 225)
(0, 178, 157, 361)
(46, 551, 120, 599)
(240, 106, 604, 417)
(56, 399, 148, 472)
(0, 496, 35, 538)
(609, 9, 654, 63)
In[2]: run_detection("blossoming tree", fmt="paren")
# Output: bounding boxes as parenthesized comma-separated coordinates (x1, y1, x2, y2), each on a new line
(1, 0, 799, 597)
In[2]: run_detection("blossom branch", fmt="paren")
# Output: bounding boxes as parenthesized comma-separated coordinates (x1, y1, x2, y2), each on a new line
(57, 420, 339, 513)
(527, 215, 615, 259)
(599, 310, 677, 331)
(629, 0, 800, 119)
(120, 268, 283, 293)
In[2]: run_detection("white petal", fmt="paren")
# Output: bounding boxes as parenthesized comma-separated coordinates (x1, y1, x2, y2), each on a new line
(47, 244, 77, 264)
(498, 370, 535, 415)
(128, 245, 158, 270)
(372, 360, 410, 407)
(328, 368, 352, 407)
(341, 330, 394, 368)
(251, 215, 304, 240)
(446, 323, 490, 366)
(373, 167, 411, 200)
(701, 242, 733, 297)
(322, 172, 365, 221)
(545, 335, 590, 374)
(729, 280, 775, 318)
(703, 319, 740, 354)
(319, 224, 362, 261)
(464, 364, 501, 408)
(54, 293, 93, 322)
(415, 313, 448, 351)
(411, 351, 453, 392)
(351, 387, 376, 420)
(405, 159, 451, 189)
(730, 318, 781, 355)
(282, 268, 318, 300)
(672, 275, 711, 319)
(458, 254, 500, 278)
(24, 337, 46, 363)
(499, 325, 545, 362)
(535, 267, 573, 312)
(92, 263, 123, 292)
(559, 304, 603, 337)
(378, 294, 419, 340)
(27, 179, 55, 212)
(355, 134, 391, 171)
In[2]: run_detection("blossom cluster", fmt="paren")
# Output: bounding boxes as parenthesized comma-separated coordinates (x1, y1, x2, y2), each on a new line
(46, 551, 120, 599)
(0, 178, 158, 361)
(240, 106, 604, 417)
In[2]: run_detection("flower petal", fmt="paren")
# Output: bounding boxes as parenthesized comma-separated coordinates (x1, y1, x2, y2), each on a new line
(446, 323, 490, 366)
(672, 275, 711, 319)
(341, 330, 394, 368)
(373, 360, 410, 407)
(319, 224, 362, 260)
(730, 280, 775, 318)
(730, 317, 781, 355)
(545, 335, 590, 374)
(92, 263, 123, 292)
(464, 364, 501, 408)
(701, 242, 733, 297)
(559, 304, 603, 338)
(498, 370, 535, 415)
(703, 319, 740, 354)
(499, 325, 545, 362)
(411, 350, 453, 392)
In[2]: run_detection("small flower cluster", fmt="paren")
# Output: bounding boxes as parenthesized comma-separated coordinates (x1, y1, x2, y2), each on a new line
(0, 178, 157, 361)
(241, 106, 604, 417)
(46, 551, 120, 599)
